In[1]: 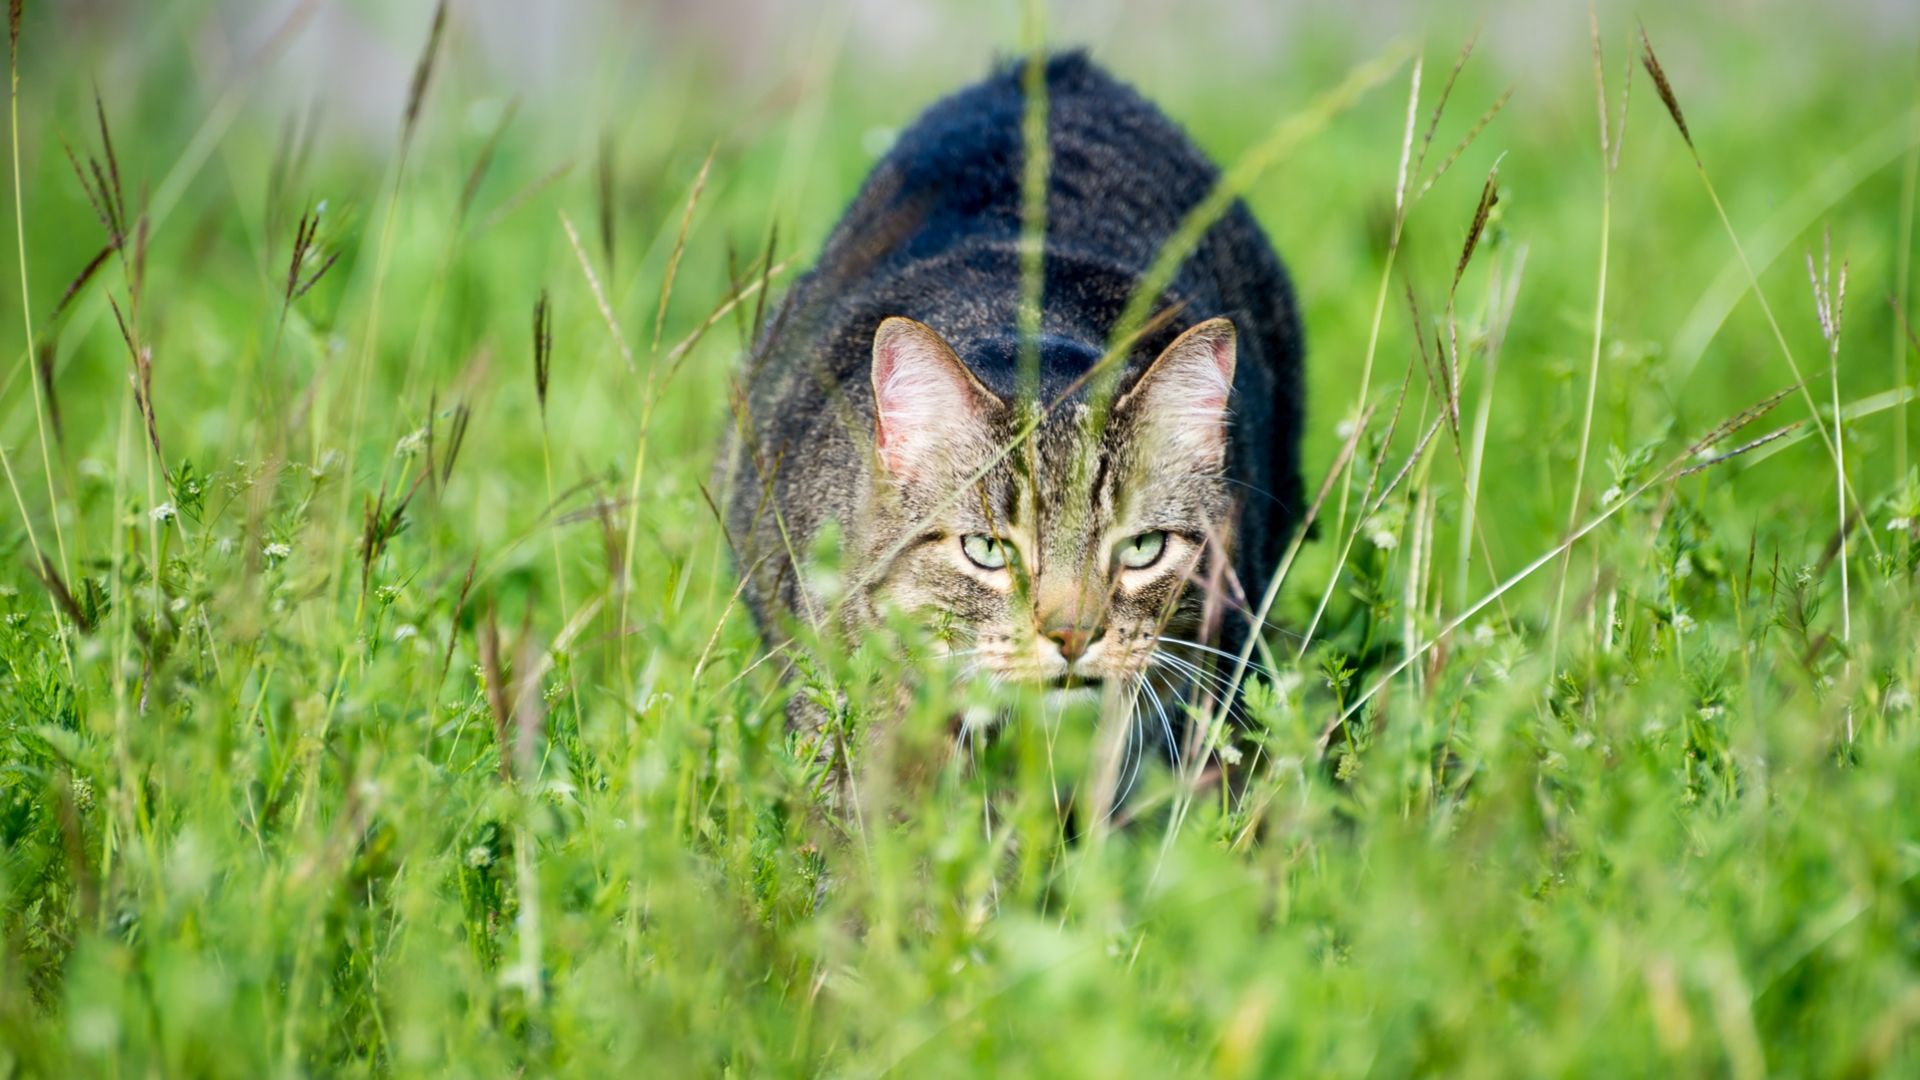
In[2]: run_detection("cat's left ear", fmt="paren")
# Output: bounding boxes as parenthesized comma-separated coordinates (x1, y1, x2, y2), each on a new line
(871, 317, 1003, 477)
(1116, 317, 1236, 470)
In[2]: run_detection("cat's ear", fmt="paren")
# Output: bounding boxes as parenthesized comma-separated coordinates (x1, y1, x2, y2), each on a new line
(871, 317, 1002, 476)
(1117, 317, 1236, 470)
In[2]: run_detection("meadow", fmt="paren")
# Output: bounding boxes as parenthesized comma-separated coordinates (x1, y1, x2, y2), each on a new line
(2, 0, 1919, 1074)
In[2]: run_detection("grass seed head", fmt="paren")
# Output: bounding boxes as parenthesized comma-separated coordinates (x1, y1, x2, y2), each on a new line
(533, 289, 554, 416)
(439, 401, 471, 487)
(49, 241, 113, 323)
(401, 0, 449, 154)
(285, 204, 340, 303)
(93, 86, 124, 216)
(1637, 21, 1694, 152)
(1453, 166, 1500, 292)
(34, 340, 60, 444)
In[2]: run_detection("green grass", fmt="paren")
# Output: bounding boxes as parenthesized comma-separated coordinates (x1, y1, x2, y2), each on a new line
(3, 2, 1920, 1074)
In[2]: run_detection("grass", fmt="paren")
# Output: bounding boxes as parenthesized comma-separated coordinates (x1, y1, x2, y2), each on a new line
(2, 1, 1920, 1075)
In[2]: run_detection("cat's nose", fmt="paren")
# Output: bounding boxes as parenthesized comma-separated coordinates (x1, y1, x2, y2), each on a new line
(1045, 626, 1098, 662)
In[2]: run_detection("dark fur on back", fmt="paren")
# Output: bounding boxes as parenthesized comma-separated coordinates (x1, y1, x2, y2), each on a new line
(724, 52, 1304, 652)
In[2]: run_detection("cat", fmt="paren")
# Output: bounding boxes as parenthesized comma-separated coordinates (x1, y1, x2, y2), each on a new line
(722, 51, 1303, 736)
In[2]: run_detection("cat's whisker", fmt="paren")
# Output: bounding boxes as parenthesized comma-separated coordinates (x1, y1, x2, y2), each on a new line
(1150, 645, 1242, 697)
(1148, 651, 1200, 688)
(1150, 654, 1238, 715)
(1106, 676, 1152, 821)
(1154, 635, 1283, 685)
(1139, 676, 1179, 768)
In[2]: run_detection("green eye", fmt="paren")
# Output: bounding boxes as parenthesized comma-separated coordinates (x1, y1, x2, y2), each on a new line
(1118, 530, 1168, 570)
(961, 534, 1009, 570)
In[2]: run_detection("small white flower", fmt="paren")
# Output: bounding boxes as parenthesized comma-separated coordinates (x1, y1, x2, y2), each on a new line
(1472, 623, 1496, 645)
(1671, 611, 1696, 634)
(1674, 554, 1693, 579)
(393, 623, 419, 642)
(1335, 419, 1357, 439)
(1599, 485, 1624, 505)
(1889, 517, 1911, 531)
(1367, 526, 1398, 550)
(149, 502, 177, 522)
(1887, 688, 1915, 712)
(263, 542, 292, 561)
(464, 845, 492, 868)
(394, 427, 429, 457)
(168, 596, 188, 614)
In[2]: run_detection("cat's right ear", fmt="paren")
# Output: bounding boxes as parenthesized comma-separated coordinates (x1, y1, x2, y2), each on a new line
(871, 317, 1001, 477)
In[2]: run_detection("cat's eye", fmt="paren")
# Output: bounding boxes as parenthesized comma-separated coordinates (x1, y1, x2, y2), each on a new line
(961, 534, 1010, 571)
(1117, 530, 1168, 570)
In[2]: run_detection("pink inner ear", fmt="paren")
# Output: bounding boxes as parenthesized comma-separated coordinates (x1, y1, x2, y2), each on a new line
(1132, 320, 1237, 466)
(872, 319, 986, 475)
(1157, 325, 1235, 422)
(1187, 337, 1233, 413)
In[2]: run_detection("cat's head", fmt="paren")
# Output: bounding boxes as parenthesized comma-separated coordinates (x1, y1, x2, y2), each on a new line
(857, 315, 1237, 688)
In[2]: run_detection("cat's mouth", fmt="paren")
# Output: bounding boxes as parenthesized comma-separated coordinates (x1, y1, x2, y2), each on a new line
(1043, 673, 1103, 691)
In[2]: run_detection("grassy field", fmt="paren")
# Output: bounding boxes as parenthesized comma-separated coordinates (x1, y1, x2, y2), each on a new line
(3, 0, 1919, 1074)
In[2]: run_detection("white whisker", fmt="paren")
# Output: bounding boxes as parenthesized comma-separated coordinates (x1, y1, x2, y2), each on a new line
(1104, 676, 1153, 821)
(1151, 651, 1235, 697)
(1150, 653, 1245, 727)
(1140, 676, 1178, 767)
(1155, 635, 1281, 684)
(1111, 679, 1146, 814)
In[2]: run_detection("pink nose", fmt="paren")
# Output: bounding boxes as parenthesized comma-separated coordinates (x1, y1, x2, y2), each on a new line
(1046, 627, 1095, 662)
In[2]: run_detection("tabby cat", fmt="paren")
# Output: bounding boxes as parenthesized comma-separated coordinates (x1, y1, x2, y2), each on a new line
(722, 52, 1303, 733)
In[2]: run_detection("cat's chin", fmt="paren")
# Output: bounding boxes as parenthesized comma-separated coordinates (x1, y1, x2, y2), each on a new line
(1043, 684, 1103, 710)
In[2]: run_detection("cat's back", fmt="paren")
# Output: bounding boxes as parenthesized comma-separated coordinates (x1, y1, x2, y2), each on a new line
(815, 51, 1230, 287)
